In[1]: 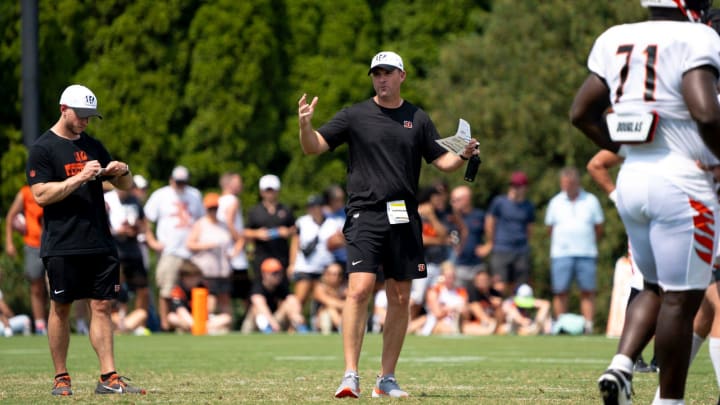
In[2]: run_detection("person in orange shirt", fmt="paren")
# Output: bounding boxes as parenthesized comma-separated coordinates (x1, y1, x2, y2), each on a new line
(5, 184, 47, 335)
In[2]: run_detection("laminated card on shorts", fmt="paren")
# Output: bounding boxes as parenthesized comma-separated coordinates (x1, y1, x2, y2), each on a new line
(436, 118, 472, 156)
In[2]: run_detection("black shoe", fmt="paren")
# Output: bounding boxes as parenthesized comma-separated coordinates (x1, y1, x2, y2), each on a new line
(598, 368, 633, 405)
(633, 358, 656, 373)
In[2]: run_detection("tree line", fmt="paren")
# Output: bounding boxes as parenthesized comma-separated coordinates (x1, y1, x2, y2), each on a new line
(0, 0, 647, 329)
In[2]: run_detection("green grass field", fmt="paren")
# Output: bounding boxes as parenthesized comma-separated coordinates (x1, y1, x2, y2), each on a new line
(0, 332, 718, 404)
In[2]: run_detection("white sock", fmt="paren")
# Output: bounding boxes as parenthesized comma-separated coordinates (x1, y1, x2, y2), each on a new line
(689, 333, 706, 364)
(709, 337, 720, 389)
(609, 354, 633, 375)
(651, 399, 684, 405)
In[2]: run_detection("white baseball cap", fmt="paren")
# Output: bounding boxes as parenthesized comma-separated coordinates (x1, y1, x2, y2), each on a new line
(133, 174, 148, 189)
(368, 51, 404, 75)
(514, 283, 535, 309)
(171, 165, 190, 182)
(59, 84, 102, 119)
(259, 174, 281, 191)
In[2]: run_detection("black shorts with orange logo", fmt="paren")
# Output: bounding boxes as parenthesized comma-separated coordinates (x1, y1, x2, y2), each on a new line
(343, 209, 427, 281)
(44, 254, 120, 303)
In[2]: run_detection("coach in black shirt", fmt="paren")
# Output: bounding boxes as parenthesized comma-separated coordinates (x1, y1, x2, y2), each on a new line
(298, 51, 479, 398)
(27, 84, 144, 395)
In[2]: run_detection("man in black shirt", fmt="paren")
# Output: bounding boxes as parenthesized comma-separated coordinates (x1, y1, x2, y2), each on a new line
(26, 84, 144, 396)
(298, 51, 479, 398)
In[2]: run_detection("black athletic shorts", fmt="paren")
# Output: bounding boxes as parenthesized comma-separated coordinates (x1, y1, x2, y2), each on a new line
(343, 209, 426, 281)
(119, 257, 149, 291)
(44, 254, 120, 304)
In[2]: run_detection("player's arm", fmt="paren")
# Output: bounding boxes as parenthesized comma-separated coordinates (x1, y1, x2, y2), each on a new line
(4, 191, 23, 257)
(587, 150, 623, 196)
(30, 159, 102, 206)
(106, 161, 133, 191)
(298, 94, 330, 155)
(432, 140, 479, 172)
(683, 66, 720, 159)
(468, 301, 492, 324)
(483, 214, 495, 252)
(570, 74, 619, 153)
(287, 231, 299, 279)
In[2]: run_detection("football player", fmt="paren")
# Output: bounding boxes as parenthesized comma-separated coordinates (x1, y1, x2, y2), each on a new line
(571, 1, 720, 404)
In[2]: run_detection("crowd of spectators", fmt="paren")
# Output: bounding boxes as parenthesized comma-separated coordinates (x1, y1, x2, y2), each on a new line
(1, 165, 612, 337)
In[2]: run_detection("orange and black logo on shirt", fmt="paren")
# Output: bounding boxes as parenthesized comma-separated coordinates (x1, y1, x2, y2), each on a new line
(64, 150, 89, 177)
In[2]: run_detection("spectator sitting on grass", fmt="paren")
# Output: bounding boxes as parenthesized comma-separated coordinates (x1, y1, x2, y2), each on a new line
(167, 261, 232, 334)
(501, 283, 551, 336)
(312, 262, 346, 334)
(240, 258, 308, 334)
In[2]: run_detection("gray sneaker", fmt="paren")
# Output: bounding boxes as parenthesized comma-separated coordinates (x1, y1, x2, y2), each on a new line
(372, 375, 408, 398)
(334, 371, 360, 398)
(95, 373, 146, 394)
(51, 375, 72, 396)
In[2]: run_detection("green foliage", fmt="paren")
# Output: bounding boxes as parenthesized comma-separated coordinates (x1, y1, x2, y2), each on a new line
(0, 1, 667, 328)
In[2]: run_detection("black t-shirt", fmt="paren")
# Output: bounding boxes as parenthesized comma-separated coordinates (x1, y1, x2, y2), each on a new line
(318, 99, 446, 212)
(246, 203, 295, 268)
(250, 279, 290, 313)
(26, 130, 116, 257)
(468, 286, 503, 317)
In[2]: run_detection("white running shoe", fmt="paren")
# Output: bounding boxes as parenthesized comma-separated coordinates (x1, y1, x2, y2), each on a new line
(372, 375, 408, 398)
(598, 368, 632, 405)
(334, 372, 360, 399)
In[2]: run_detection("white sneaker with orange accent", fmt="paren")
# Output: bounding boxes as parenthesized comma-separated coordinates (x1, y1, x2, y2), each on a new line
(372, 375, 408, 398)
(334, 371, 360, 399)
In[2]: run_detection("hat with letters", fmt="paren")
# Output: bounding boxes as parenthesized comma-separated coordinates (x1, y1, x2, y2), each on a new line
(59, 84, 102, 119)
(368, 51, 405, 75)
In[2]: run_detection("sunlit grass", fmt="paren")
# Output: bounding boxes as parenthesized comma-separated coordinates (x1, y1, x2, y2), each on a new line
(0, 333, 717, 404)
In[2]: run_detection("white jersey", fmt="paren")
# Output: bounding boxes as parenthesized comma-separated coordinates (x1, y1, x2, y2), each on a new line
(216, 193, 248, 270)
(588, 21, 720, 199)
(144, 185, 204, 258)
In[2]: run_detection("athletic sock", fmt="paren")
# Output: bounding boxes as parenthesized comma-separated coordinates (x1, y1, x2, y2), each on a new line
(54, 372, 69, 379)
(689, 332, 706, 364)
(709, 337, 720, 389)
(652, 399, 684, 405)
(100, 371, 117, 381)
(609, 354, 633, 375)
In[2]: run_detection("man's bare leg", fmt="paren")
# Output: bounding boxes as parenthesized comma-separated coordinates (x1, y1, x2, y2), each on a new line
(655, 289, 705, 400)
(48, 301, 72, 375)
(341, 272, 375, 372)
(88, 299, 116, 374)
(379, 278, 411, 377)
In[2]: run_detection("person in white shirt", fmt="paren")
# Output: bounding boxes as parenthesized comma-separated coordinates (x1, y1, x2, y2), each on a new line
(216, 172, 252, 317)
(544, 166, 604, 334)
(570, 1, 720, 403)
(288, 195, 336, 310)
(143, 165, 204, 331)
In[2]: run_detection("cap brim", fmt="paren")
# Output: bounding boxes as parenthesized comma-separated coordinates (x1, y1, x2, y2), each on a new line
(73, 107, 102, 119)
(368, 64, 400, 75)
(514, 297, 535, 309)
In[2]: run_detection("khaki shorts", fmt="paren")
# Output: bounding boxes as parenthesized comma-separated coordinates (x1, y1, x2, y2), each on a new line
(156, 254, 185, 298)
